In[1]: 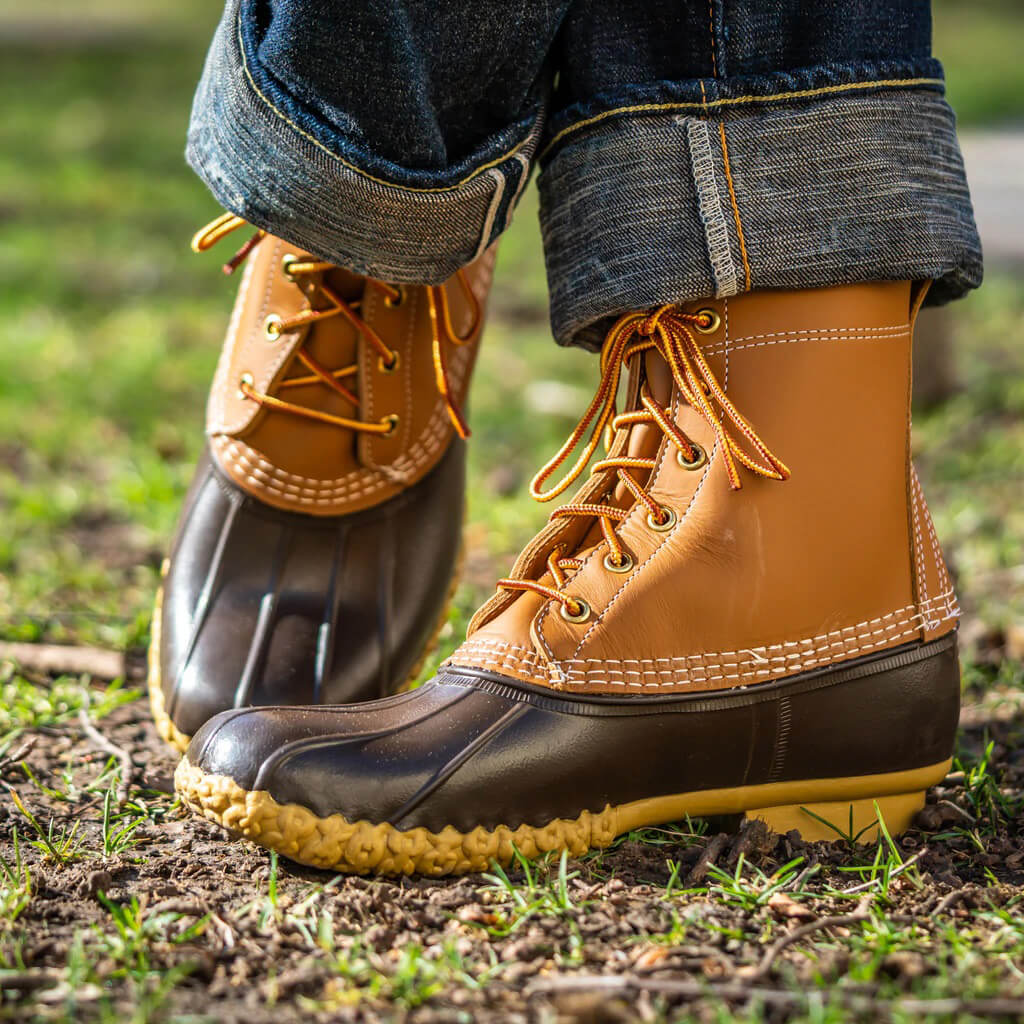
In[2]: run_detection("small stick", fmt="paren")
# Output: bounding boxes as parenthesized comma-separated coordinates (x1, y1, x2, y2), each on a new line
(0, 642, 124, 680)
(747, 894, 873, 982)
(77, 692, 134, 805)
(932, 888, 967, 917)
(685, 833, 728, 885)
(0, 737, 37, 774)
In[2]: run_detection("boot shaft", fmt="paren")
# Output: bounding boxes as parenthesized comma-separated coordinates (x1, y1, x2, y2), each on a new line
(461, 280, 957, 693)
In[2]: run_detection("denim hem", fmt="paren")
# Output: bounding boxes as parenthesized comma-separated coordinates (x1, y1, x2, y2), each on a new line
(186, 0, 542, 283)
(539, 84, 982, 349)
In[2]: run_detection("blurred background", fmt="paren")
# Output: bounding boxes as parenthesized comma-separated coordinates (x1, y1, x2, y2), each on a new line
(0, 0, 1021, 688)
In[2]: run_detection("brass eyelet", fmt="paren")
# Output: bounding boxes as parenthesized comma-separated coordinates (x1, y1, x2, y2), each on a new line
(384, 286, 405, 308)
(676, 443, 707, 471)
(603, 552, 634, 574)
(694, 308, 721, 334)
(237, 372, 254, 399)
(646, 505, 677, 532)
(381, 413, 400, 437)
(263, 314, 284, 342)
(559, 598, 591, 623)
(281, 253, 300, 280)
(378, 351, 400, 374)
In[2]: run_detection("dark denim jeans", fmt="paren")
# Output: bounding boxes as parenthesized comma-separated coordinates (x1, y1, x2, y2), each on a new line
(188, 0, 981, 348)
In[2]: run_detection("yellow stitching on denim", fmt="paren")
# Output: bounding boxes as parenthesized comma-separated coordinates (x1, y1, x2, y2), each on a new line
(540, 77, 944, 159)
(708, 0, 718, 78)
(718, 123, 751, 291)
(235, 12, 536, 195)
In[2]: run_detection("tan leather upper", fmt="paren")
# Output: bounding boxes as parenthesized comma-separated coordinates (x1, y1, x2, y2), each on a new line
(207, 235, 495, 516)
(452, 281, 958, 694)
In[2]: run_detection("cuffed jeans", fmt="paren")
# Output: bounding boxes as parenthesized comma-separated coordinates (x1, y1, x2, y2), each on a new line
(187, 0, 982, 349)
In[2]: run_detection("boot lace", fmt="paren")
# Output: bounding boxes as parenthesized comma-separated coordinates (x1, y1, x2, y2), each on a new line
(496, 305, 790, 617)
(192, 213, 480, 438)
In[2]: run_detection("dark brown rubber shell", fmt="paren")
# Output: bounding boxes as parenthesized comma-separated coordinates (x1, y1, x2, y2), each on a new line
(185, 632, 960, 834)
(158, 440, 464, 738)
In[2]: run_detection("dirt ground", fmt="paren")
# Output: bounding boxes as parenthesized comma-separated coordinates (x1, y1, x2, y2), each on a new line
(0, 646, 1022, 1023)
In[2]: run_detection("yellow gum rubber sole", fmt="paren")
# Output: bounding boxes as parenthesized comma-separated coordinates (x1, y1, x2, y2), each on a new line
(174, 757, 952, 876)
(147, 546, 464, 754)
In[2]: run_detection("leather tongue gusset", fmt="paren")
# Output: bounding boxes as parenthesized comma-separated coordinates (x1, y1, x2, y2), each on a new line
(609, 346, 673, 506)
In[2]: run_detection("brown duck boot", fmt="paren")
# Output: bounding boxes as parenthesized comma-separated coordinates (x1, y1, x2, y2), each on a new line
(150, 214, 494, 750)
(175, 280, 960, 874)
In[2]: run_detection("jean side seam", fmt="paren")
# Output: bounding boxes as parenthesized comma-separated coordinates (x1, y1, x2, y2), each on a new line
(687, 120, 740, 298)
(718, 123, 752, 292)
(472, 170, 506, 262)
(707, 0, 719, 77)
(539, 76, 945, 160)
(234, 10, 536, 196)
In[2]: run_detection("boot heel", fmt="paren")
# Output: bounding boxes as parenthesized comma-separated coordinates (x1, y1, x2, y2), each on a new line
(744, 790, 925, 843)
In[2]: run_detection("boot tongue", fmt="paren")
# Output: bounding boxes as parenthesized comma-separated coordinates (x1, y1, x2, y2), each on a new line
(278, 265, 363, 391)
(610, 346, 672, 504)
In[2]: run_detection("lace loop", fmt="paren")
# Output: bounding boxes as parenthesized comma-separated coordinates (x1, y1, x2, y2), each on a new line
(193, 215, 479, 439)
(497, 305, 789, 616)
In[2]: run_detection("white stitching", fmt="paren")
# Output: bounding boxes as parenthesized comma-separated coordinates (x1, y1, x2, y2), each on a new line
(452, 588, 957, 690)
(724, 324, 909, 346)
(471, 168, 506, 263)
(211, 340, 470, 502)
(912, 467, 957, 626)
(909, 465, 930, 622)
(700, 326, 910, 359)
(687, 119, 740, 298)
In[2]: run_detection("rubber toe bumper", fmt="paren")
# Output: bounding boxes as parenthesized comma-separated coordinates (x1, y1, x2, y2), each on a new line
(176, 633, 959, 875)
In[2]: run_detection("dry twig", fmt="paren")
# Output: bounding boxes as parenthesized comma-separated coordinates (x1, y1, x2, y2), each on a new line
(77, 691, 134, 805)
(0, 642, 124, 680)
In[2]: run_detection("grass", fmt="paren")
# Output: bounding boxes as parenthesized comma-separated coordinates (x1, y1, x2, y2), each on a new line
(0, 1, 1021, 1021)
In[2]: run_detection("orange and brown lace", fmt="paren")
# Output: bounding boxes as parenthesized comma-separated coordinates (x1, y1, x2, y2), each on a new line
(191, 213, 480, 438)
(497, 305, 790, 617)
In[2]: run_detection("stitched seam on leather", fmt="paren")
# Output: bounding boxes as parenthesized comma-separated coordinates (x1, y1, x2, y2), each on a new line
(723, 297, 730, 391)
(572, 436, 717, 657)
(701, 326, 910, 359)
(360, 281, 379, 464)
(563, 376, 689, 656)
(401, 288, 416, 451)
(536, 358, 683, 659)
(469, 590, 955, 665)
(458, 606, 957, 689)
(909, 464, 930, 617)
(211, 345, 468, 500)
(209, 250, 259, 432)
(216, 241, 311, 436)
(454, 589, 956, 689)
(725, 324, 909, 346)
(913, 468, 957, 626)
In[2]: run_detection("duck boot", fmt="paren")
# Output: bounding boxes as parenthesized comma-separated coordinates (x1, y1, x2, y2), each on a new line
(150, 215, 494, 751)
(175, 280, 960, 874)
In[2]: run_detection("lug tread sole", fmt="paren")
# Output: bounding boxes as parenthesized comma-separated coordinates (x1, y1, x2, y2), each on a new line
(173, 756, 951, 876)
